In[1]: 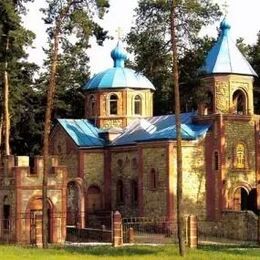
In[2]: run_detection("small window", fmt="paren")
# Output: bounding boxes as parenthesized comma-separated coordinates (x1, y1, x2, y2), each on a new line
(150, 168, 157, 189)
(214, 151, 219, 171)
(89, 95, 96, 116)
(134, 95, 142, 115)
(116, 180, 124, 204)
(109, 94, 118, 115)
(3, 196, 10, 231)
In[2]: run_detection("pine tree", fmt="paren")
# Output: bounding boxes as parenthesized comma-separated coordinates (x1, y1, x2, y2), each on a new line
(0, 0, 35, 155)
(41, 0, 109, 248)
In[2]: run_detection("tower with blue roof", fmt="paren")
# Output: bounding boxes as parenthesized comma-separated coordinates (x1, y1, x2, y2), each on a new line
(199, 17, 257, 116)
(83, 41, 155, 129)
(198, 17, 259, 220)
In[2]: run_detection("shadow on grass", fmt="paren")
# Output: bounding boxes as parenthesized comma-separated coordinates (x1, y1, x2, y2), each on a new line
(198, 244, 260, 257)
(54, 245, 166, 257)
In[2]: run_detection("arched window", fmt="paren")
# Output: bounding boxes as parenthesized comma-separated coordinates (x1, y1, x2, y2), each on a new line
(214, 151, 219, 171)
(134, 95, 142, 115)
(3, 196, 10, 231)
(131, 180, 138, 205)
(233, 90, 246, 115)
(109, 94, 118, 115)
(89, 95, 96, 116)
(150, 168, 157, 189)
(235, 143, 246, 168)
(116, 180, 124, 204)
(205, 91, 213, 115)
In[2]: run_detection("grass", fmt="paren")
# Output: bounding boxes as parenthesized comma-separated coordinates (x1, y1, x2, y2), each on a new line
(0, 244, 260, 260)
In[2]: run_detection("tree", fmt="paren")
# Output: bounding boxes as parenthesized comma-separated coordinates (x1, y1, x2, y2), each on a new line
(126, 0, 221, 114)
(41, 0, 109, 248)
(169, 0, 184, 255)
(249, 31, 260, 113)
(0, 0, 35, 155)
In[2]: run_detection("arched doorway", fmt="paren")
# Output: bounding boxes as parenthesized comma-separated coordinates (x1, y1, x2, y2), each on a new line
(66, 181, 80, 226)
(87, 185, 102, 213)
(27, 197, 52, 245)
(233, 187, 257, 214)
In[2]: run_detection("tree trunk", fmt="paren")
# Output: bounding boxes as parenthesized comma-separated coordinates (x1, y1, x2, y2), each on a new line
(3, 36, 10, 156)
(170, 0, 185, 256)
(42, 26, 59, 248)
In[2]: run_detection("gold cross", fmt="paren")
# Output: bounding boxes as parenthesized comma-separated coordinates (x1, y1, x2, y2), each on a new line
(223, 0, 229, 17)
(115, 27, 124, 40)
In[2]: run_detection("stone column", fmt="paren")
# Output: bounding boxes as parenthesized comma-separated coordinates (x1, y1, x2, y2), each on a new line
(112, 211, 123, 247)
(187, 215, 198, 248)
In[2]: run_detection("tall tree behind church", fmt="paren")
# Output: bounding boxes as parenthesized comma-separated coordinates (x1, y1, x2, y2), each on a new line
(0, 0, 35, 156)
(126, 0, 221, 114)
(41, 0, 109, 248)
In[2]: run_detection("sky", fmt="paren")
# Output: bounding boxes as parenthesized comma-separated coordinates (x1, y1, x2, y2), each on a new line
(22, 0, 260, 76)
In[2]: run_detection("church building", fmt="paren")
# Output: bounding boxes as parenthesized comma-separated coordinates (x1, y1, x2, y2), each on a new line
(0, 18, 259, 245)
(50, 17, 259, 227)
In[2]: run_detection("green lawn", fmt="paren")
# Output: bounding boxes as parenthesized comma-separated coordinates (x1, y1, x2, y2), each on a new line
(0, 244, 260, 260)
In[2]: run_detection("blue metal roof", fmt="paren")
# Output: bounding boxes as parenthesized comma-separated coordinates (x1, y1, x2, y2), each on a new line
(112, 112, 210, 146)
(83, 41, 155, 91)
(57, 113, 210, 148)
(200, 18, 258, 77)
(58, 119, 104, 147)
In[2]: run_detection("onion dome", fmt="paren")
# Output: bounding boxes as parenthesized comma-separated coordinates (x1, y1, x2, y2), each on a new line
(83, 41, 155, 91)
(200, 18, 258, 77)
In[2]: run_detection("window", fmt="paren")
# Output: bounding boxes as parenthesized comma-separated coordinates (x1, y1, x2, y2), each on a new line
(131, 180, 138, 205)
(3, 196, 10, 231)
(205, 91, 213, 115)
(214, 151, 219, 171)
(236, 143, 245, 168)
(134, 95, 142, 115)
(150, 168, 157, 189)
(109, 94, 118, 115)
(89, 95, 96, 116)
(233, 90, 246, 115)
(116, 180, 124, 204)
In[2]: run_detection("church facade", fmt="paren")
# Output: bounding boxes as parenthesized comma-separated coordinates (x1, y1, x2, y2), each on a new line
(50, 18, 259, 227)
(0, 18, 259, 245)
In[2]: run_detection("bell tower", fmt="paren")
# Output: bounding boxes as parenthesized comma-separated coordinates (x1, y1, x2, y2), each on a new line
(198, 19, 257, 117)
(198, 18, 258, 220)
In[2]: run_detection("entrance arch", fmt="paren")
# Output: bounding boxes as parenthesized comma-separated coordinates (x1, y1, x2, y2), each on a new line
(26, 197, 53, 245)
(233, 186, 257, 214)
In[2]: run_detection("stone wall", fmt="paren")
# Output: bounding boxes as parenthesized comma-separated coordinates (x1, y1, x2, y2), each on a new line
(224, 119, 256, 208)
(142, 146, 168, 217)
(181, 141, 206, 218)
(84, 152, 104, 191)
(51, 126, 78, 179)
(111, 150, 139, 216)
(199, 210, 259, 241)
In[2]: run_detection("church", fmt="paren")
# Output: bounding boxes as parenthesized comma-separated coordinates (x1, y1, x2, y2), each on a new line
(50, 17, 259, 224)
(0, 18, 259, 244)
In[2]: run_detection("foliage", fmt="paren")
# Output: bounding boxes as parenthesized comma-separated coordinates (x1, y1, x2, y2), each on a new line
(0, 0, 37, 155)
(249, 31, 260, 113)
(127, 0, 222, 114)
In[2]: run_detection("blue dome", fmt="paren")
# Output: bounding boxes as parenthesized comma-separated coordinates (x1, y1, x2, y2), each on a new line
(83, 41, 155, 91)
